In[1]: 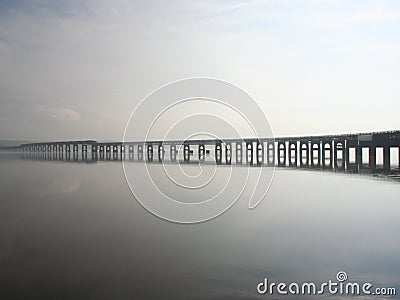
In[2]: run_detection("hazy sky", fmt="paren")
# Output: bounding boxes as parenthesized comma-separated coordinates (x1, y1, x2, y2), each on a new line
(0, 0, 399, 141)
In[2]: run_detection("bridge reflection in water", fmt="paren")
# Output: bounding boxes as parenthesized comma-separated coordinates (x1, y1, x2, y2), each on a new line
(20, 130, 400, 181)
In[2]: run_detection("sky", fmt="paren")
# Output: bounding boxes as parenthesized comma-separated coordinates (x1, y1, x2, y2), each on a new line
(0, 0, 399, 141)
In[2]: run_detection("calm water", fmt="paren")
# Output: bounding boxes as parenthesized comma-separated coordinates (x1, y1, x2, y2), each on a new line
(1, 152, 400, 299)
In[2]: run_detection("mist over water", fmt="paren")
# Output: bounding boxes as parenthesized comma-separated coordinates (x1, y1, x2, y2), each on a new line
(0, 152, 399, 299)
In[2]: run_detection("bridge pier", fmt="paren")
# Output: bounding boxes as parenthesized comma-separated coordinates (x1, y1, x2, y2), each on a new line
(300, 141, 309, 167)
(267, 142, 275, 166)
(333, 141, 345, 169)
(236, 142, 242, 164)
(369, 144, 376, 168)
(170, 144, 176, 162)
(277, 142, 286, 167)
(383, 145, 390, 170)
(128, 145, 134, 154)
(322, 141, 333, 168)
(225, 143, 232, 165)
(256, 141, 264, 165)
(246, 141, 253, 165)
(147, 144, 153, 161)
(215, 141, 222, 165)
(198, 144, 205, 161)
(289, 141, 297, 167)
(311, 142, 320, 167)
(158, 144, 164, 161)
(356, 143, 362, 167)
(184, 143, 190, 162)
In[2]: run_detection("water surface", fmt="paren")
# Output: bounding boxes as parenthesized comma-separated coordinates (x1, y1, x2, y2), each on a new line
(0, 152, 399, 299)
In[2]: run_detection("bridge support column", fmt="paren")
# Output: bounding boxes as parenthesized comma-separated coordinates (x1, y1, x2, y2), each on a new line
(170, 144, 176, 162)
(246, 142, 253, 164)
(198, 144, 205, 161)
(138, 145, 143, 161)
(356, 143, 362, 167)
(256, 141, 264, 165)
(158, 144, 164, 161)
(322, 141, 333, 168)
(267, 142, 275, 166)
(311, 142, 320, 167)
(128, 145, 134, 154)
(333, 141, 345, 169)
(289, 141, 297, 167)
(184, 143, 190, 162)
(225, 143, 232, 165)
(147, 144, 153, 161)
(215, 141, 222, 165)
(344, 141, 350, 169)
(277, 142, 286, 167)
(369, 145, 376, 169)
(236, 142, 242, 164)
(300, 141, 309, 167)
(383, 145, 390, 170)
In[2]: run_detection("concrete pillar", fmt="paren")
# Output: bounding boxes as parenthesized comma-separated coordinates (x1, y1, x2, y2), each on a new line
(138, 145, 143, 161)
(278, 142, 286, 166)
(147, 144, 153, 161)
(158, 144, 164, 161)
(236, 142, 242, 164)
(267, 142, 275, 166)
(333, 141, 345, 169)
(322, 142, 333, 168)
(215, 141, 222, 164)
(300, 141, 309, 167)
(369, 145, 376, 169)
(226, 143, 232, 165)
(256, 141, 264, 165)
(311, 142, 320, 166)
(184, 143, 190, 162)
(383, 145, 390, 170)
(170, 144, 176, 161)
(355, 143, 362, 167)
(246, 142, 253, 164)
(344, 141, 350, 169)
(198, 144, 205, 161)
(289, 141, 297, 167)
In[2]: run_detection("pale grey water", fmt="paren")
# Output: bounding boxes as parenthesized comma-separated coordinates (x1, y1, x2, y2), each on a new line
(1, 152, 400, 299)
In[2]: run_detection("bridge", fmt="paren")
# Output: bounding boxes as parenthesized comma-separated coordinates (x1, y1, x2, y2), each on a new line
(20, 130, 400, 170)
